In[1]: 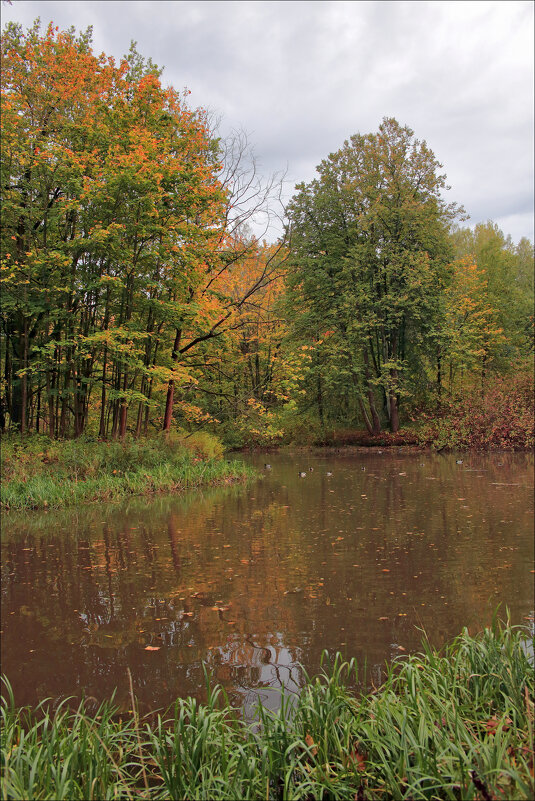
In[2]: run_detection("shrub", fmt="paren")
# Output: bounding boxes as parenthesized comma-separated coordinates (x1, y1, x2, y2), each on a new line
(417, 372, 534, 450)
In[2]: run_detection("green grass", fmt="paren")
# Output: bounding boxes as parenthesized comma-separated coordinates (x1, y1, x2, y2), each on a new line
(1, 618, 533, 800)
(0, 433, 253, 511)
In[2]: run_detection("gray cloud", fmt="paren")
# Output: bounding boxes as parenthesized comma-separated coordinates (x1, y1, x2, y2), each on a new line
(3, 0, 533, 243)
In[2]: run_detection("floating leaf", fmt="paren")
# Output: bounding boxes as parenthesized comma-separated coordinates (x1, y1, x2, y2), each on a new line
(144, 645, 160, 651)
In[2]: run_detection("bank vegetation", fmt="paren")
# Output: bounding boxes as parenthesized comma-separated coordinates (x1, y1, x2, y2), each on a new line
(1, 619, 533, 800)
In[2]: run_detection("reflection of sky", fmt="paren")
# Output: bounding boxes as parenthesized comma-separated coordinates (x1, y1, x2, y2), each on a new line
(520, 618, 535, 666)
(206, 635, 303, 719)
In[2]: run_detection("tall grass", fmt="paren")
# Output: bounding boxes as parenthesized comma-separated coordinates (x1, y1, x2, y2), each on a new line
(2, 619, 533, 800)
(0, 434, 252, 511)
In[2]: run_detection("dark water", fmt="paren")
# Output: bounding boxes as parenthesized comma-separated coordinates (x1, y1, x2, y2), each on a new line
(1, 450, 533, 718)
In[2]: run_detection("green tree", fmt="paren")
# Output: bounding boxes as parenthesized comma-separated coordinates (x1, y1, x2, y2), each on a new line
(285, 117, 462, 432)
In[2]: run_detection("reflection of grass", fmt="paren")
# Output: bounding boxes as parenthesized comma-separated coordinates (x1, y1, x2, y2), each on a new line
(1, 435, 253, 511)
(2, 619, 533, 800)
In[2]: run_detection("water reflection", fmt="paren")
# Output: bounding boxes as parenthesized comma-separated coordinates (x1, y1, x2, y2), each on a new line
(1, 450, 533, 716)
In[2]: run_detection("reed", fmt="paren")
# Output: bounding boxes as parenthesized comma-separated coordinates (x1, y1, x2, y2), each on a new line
(1, 619, 533, 800)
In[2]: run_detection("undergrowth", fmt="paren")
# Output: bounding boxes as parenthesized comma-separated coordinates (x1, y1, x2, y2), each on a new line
(416, 373, 534, 451)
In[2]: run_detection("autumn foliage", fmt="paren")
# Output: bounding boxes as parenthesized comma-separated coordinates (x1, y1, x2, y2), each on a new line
(1, 21, 533, 448)
(1, 21, 287, 441)
(416, 372, 535, 450)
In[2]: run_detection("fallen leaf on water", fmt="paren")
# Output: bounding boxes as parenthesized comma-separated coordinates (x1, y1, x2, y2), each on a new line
(144, 646, 160, 651)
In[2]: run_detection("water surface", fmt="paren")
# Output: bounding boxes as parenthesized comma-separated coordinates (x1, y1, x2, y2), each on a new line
(2, 450, 533, 717)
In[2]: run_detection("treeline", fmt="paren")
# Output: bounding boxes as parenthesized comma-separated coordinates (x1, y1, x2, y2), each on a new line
(1, 21, 533, 444)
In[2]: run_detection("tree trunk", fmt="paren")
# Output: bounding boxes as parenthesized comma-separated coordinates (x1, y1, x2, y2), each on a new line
(388, 335, 400, 433)
(163, 381, 175, 432)
(389, 389, 399, 433)
(99, 348, 108, 438)
(119, 401, 128, 438)
(47, 370, 55, 436)
(21, 322, 28, 435)
(317, 370, 324, 426)
(163, 328, 181, 432)
(119, 371, 128, 438)
(363, 348, 381, 434)
(358, 397, 374, 435)
(36, 381, 41, 433)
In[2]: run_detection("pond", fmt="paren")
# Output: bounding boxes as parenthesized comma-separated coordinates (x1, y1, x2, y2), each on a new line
(1, 449, 533, 719)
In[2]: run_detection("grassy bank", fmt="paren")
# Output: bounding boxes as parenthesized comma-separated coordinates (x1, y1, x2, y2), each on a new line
(1, 619, 533, 800)
(0, 433, 253, 512)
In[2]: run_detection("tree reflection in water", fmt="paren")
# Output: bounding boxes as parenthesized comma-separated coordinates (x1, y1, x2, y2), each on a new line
(2, 451, 533, 716)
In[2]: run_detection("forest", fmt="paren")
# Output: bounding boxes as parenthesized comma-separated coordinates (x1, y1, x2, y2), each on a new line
(1, 21, 534, 451)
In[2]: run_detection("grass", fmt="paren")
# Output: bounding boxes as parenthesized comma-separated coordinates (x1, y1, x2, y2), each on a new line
(1, 618, 533, 800)
(0, 433, 253, 512)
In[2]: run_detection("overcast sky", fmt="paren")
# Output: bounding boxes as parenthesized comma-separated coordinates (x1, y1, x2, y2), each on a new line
(2, 0, 534, 244)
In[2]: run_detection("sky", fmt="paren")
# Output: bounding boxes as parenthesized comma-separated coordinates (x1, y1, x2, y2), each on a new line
(2, 0, 534, 245)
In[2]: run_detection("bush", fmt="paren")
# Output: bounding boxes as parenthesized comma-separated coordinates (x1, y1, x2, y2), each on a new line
(417, 372, 534, 450)
(270, 406, 324, 446)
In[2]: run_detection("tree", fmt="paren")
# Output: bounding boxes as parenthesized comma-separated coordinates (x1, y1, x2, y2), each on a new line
(438, 257, 505, 389)
(450, 222, 534, 367)
(1, 21, 287, 439)
(285, 117, 462, 432)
